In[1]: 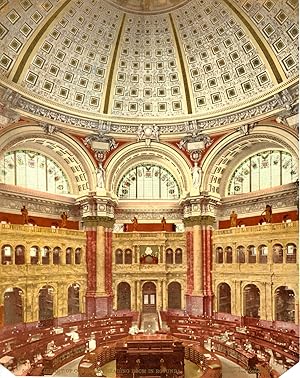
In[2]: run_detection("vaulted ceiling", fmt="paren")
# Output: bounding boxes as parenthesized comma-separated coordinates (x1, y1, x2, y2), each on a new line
(0, 0, 298, 122)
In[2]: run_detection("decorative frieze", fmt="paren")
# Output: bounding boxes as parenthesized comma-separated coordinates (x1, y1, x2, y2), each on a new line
(218, 184, 298, 219)
(0, 83, 297, 135)
(0, 187, 79, 218)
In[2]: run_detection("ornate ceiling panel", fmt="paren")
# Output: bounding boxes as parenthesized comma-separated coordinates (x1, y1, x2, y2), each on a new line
(0, 0, 298, 121)
(106, 0, 189, 13)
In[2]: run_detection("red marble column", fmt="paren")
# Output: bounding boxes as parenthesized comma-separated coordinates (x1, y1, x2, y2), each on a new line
(86, 228, 97, 317)
(186, 230, 194, 295)
(105, 228, 113, 311)
(201, 225, 214, 316)
(202, 226, 207, 297)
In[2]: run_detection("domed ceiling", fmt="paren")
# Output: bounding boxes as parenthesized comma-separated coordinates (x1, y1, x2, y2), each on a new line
(0, 0, 298, 122)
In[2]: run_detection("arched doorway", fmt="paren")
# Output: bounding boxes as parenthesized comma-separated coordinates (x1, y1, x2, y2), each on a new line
(218, 283, 231, 313)
(275, 286, 295, 322)
(39, 285, 54, 321)
(244, 284, 260, 318)
(4, 287, 23, 325)
(117, 282, 131, 310)
(168, 282, 181, 309)
(68, 283, 80, 315)
(142, 282, 156, 313)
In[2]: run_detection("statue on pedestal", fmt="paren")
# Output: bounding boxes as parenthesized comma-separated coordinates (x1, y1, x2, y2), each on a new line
(230, 210, 238, 227)
(21, 205, 28, 224)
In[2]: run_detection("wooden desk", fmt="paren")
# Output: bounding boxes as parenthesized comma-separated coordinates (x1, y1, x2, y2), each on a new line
(43, 341, 86, 375)
(115, 335, 184, 377)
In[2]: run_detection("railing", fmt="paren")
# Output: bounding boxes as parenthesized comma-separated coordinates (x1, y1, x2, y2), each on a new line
(0, 223, 85, 237)
(113, 232, 185, 239)
(214, 221, 298, 236)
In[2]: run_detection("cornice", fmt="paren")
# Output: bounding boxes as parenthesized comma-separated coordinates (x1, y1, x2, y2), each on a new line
(0, 80, 298, 135)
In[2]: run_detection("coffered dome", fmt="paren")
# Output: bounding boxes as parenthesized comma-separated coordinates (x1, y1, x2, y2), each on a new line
(0, 0, 298, 123)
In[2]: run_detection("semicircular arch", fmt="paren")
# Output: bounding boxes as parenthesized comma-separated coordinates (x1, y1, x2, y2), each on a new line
(0, 124, 97, 194)
(105, 142, 192, 198)
(201, 125, 298, 197)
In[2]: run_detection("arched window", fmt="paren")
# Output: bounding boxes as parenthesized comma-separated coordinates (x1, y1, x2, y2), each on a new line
(117, 282, 131, 310)
(75, 248, 81, 264)
(248, 245, 256, 263)
(15, 245, 25, 265)
(124, 249, 132, 264)
(4, 287, 23, 325)
(218, 283, 231, 314)
(30, 246, 39, 264)
(228, 150, 298, 195)
(115, 249, 123, 264)
(39, 285, 54, 321)
(286, 243, 297, 263)
(258, 245, 268, 264)
(168, 282, 181, 309)
(166, 248, 173, 264)
(68, 284, 80, 315)
(175, 248, 182, 264)
(53, 247, 61, 265)
(66, 248, 73, 264)
(237, 246, 245, 263)
(273, 243, 283, 263)
(0, 150, 70, 194)
(216, 247, 223, 263)
(42, 246, 50, 265)
(1, 245, 13, 265)
(275, 286, 295, 323)
(225, 247, 232, 263)
(117, 164, 180, 199)
(244, 284, 260, 318)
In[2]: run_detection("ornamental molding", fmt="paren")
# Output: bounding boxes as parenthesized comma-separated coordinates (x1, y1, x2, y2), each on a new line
(81, 216, 115, 228)
(182, 195, 221, 219)
(183, 215, 215, 227)
(219, 184, 298, 218)
(0, 188, 79, 218)
(114, 208, 183, 221)
(1, 83, 298, 135)
(76, 193, 117, 219)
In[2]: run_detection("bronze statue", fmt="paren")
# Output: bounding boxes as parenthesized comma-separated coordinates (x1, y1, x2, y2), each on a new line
(132, 216, 138, 231)
(161, 216, 166, 230)
(60, 212, 68, 228)
(261, 205, 272, 223)
(21, 205, 28, 224)
(230, 210, 238, 227)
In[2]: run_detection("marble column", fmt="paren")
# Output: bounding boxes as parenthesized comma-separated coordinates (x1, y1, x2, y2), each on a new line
(85, 227, 97, 318)
(162, 279, 167, 311)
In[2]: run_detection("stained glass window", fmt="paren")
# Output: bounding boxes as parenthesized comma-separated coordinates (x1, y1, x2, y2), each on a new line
(228, 150, 298, 195)
(117, 164, 180, 199)
(0, 150, 70, 194)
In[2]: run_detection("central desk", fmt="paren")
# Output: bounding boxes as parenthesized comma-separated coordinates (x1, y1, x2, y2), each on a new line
(115, 334, 184, 377)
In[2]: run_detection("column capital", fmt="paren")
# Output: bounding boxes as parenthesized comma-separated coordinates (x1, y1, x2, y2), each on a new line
(183, 215, 215, 227)
(77, 192, 117, 227)
(182, 194, 220, 221)
(83, 216, 115, 228)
